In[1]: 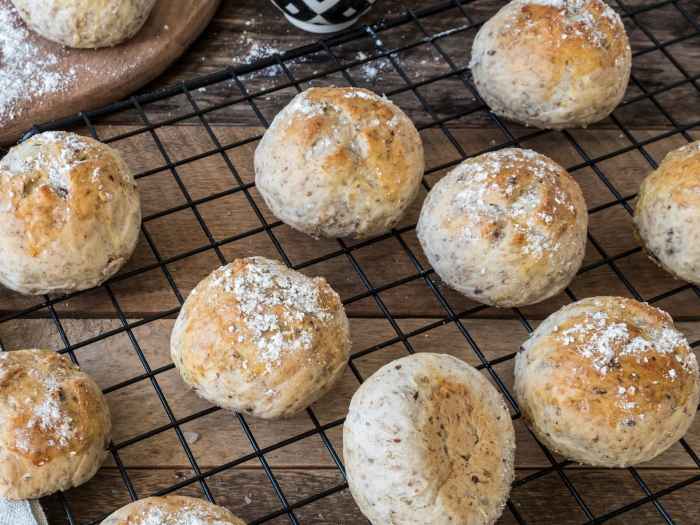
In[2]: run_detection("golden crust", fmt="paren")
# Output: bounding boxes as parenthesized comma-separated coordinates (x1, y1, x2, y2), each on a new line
(506, 1, 629, 83)
(515, 297, 699, 467)
(171, 257, 351, 419)
(100, 495, 245, 525)
(255, 87, 424, 239)
(471, 0, 631, 128)
(0, 349, 111, 499)
(634, 141, 700, 283)
(637, 141, 700, 210)
(287, 87, 419, 203)
(417, 148, 588, 307)
(0, 131, 135, 257)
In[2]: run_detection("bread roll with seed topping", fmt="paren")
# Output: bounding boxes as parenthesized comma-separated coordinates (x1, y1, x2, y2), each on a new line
(515, 296, 700, 467)
(0, 349, 111, 500)
(470, 0, 631, 129)
(255, 87, 424, 239)
(10, 0, 157, 48)
(171, 256, 351, 419)
(101, 496, 245, 525)
(417, 148, 587, 307)
(634, 141, 700, 285)
(0, 131, 141, 295)
(344, 353, 515, 525)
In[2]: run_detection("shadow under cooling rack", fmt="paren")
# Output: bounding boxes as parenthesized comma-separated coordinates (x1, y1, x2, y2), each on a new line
(1, 0, 699, 524)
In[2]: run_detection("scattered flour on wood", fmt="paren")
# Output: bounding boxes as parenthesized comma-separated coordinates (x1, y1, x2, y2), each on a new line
(0, 4, 77, 120)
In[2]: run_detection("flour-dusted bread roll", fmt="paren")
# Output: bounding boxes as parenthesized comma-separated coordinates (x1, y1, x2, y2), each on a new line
(417, 148, 587, 307)
(255, 87, 425, 239)
(515, 296, 700, 467)
(344, 353, 515, 525)
(10, 0, 157, 48)
(171, 257, 351, 419)
(101, 496, 245, 525)
(0, 131, 141, 295)
(634, 141, 700, 285)
(0, 349, 111, 500)
(470, 0, 631, 129)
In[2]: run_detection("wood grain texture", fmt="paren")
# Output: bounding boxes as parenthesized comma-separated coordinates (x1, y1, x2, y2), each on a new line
(1, 318, 698, 471)
(41, 468, 700, 525)
(0, 0, 697, 521)
(0, 0, 221, 146)
(92, 0, 700, 130)
(1, 127, 698, 320)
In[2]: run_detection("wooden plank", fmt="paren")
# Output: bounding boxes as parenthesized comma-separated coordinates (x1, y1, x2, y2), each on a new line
(41, 467, 700, 524)
(1, 127, 698, 319)
(93, 0, 700, 130)
(0, 0, 222, 146)
(2, 318, 698, 471)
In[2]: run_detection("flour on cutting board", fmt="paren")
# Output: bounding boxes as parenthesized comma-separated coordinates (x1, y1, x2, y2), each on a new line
(0, 3, 77, 120)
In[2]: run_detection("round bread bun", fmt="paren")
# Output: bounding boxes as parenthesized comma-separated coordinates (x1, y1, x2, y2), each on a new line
(101, 496, 245, 525)
(0, 349, 112, 500)
(171, 256, 351, 419)
(10, 0, 157, 48)
(0, 131, 141, 296)
(515, 296, 700, 467)
(344, 353, 515, 525)
(634, 141, 700, 285)
(255, 87, 425, 239)
(417, 148, 588, 307)
(470, 0, 631, 129)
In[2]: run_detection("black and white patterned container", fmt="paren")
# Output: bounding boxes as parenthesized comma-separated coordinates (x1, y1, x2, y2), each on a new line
(271, 0, 376, 33)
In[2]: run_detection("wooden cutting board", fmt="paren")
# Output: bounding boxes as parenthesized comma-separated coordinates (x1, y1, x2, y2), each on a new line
(0, 0, 221, 146)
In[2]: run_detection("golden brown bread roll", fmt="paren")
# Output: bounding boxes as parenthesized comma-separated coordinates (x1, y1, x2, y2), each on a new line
(515, 296, 699, 467)
(634, 141, 700, 285)
(0, 349, 111, 499)
(10, 0, 157, 48)
(171, 257, 351, 419)
(470, 0, 631, 129)
(344, 353, 515, 525)
(0, 131, 141, 295)
(255, 87, 424, 239)
(417, 148, 588, 307)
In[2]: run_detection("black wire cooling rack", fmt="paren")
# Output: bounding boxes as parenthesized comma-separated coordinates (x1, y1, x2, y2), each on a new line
(1, 0, 699, 523)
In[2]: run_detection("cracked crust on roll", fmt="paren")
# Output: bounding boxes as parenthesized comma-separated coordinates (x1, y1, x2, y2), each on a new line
(470, 0, 631, 129)
(255, 87, 424, 239)
(0, 349, 111, 500)
(171, 257, 351, 419)
(515, 296, 700, 467)
(0, 131, 141, 295)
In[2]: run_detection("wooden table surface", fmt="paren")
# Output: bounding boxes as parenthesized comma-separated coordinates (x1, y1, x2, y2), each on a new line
(1, 0, 699, 523)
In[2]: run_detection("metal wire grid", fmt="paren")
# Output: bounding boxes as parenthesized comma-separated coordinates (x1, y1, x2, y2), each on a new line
(0, 0, 698, 522)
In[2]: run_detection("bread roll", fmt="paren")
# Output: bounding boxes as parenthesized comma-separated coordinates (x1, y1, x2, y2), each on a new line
(344, 353, 515, 525)
(171, 257, 351, 419)
(10, 0, 157, 48)
(0, 349, 111, 500)
(470, 0, 631, 129)
(0, 131, 141, 295)
(101, 496, 245, 525)
(255, 87, 424, 239)
(634, 141, 700, 285)
(417, 148, 588, 307)
(515, 296, 699, 467)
